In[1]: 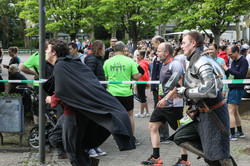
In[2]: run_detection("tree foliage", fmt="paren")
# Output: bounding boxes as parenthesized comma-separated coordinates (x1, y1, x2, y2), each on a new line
(18, 0, 95, 40)
(167, 0, 250, 44)
(97, 0, 163, 49)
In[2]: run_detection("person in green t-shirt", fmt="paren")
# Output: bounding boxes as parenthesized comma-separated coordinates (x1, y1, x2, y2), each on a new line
(103, 41, 142, 145)
(21, 51, 40, 125)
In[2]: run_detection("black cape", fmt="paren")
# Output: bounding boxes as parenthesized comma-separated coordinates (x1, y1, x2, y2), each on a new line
(51, 56, 135, 151)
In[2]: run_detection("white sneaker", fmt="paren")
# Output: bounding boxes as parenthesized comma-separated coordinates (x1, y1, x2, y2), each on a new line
(145, 113, 150, 117)
(88, 148, 98, 157)
(134, 113, 145, 118)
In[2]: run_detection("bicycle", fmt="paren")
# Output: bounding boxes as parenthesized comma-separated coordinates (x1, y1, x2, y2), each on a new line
(16, 85, 57, 148)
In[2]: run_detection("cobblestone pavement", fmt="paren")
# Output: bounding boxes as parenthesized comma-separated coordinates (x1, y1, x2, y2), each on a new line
(0, 54, 250, 165)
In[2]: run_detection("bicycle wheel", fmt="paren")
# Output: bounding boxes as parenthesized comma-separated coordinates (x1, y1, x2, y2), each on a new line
(28, 131, 39, 148)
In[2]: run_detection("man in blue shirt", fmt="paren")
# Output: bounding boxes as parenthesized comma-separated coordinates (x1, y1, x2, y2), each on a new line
(221, 45, 249, 140)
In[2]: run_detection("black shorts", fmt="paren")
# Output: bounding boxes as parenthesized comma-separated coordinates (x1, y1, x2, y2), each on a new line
(137, 84, 147, 103)
(115, 95, 134, 112)
(150, 107, 183, 130)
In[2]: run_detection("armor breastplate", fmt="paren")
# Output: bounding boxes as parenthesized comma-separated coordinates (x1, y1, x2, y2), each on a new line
(185, 54, 224, 89)
(184, 53, 225, 102)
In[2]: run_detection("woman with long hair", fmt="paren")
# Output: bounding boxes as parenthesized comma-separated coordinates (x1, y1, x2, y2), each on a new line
(84, 40, 107, 157)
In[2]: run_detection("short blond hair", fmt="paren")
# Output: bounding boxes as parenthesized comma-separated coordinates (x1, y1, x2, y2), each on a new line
(9, 64, 19, 74)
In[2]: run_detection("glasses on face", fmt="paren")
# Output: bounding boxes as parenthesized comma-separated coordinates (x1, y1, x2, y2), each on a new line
(228, 54, 232, 56)
(157, 51, 165, 53)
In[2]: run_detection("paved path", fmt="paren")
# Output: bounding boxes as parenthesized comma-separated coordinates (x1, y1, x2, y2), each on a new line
(0, 54, 250, 165)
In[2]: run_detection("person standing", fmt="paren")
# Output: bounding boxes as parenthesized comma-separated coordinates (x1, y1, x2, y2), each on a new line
(103, 41, 142, 145)
(151, 36, 170, 144)
(221, 45, 249, 140)
(3, 47, 20, 76)
(173, 31, 236, 165)
(104, 37, 117, 61)
(141, 43, 186, 166)
(84, 40, 107, 157)
(134, 50, 150, 118)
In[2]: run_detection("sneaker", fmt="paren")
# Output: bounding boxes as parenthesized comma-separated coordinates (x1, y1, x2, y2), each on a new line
(230, 135, 237, 141)
(160, 139, 171, 144)
(141, 155, 163, 166)
(235, 131, 245, 138)
(88, 148, 98, 157)
(173, 158, 191, 166)
(135, 113, 145, 118)
(145, 113, 151, 117)
(134, 137, 141, 146)
(94, 147, 107, 156)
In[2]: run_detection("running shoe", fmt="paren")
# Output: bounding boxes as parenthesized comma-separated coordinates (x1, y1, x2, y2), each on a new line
(88, 148, 98, 157)
(141, 155, 163, 166)
(230, 135, 237, 141)
(173, 158, 191, 166)
(145, 113, 151, 117)
(94, 147, 107, 156)
(235, 131, 245, 138)
(135, 113, 145, 118)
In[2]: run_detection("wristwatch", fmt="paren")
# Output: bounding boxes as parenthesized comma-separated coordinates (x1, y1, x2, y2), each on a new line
(164, 97, 168, 101)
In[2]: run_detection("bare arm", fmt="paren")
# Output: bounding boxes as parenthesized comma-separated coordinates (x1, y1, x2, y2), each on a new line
(21, 65, 39, 79)
(132, 73, 142, 80)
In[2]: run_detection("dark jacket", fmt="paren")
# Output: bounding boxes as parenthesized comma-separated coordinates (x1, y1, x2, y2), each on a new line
(151, 52, 162, 91)
(84, 54, 106, 89)
(226, 56, 248, 90)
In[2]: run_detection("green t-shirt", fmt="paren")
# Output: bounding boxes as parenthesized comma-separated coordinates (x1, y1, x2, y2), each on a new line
(103, 55, 139, 97)
(23, 52, 40, 86)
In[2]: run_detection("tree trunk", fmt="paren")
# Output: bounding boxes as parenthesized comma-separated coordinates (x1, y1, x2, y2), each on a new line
(3, 16, 9, 48)
(125, 31, 129, 41)
(161, 23, 167, 39)
(212, 29, 221, 46)
(111, 27, 116, 38)
(236, 18, 240, 41)
(20, 19, 29, 47)
(242, 14, 249, 41)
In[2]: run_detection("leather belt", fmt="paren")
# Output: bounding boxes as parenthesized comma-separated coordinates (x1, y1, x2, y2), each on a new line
(198, 100, 225, 113)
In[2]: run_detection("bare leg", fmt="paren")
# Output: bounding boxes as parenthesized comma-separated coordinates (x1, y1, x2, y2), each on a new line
(234, 105, 242, 127)
(228, 104, 237, 128)
(149, 122, 162, 148)
(128, 109, 135, 135)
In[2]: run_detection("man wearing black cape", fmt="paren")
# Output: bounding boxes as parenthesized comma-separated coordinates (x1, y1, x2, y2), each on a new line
(44, 39, 135, 166)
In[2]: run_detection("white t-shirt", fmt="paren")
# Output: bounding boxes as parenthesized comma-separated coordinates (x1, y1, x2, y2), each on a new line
(246, 54, 250, 68)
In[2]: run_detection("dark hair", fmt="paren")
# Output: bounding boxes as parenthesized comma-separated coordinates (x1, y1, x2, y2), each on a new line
(220, 45, 227, 51)
(8, 47, 17, 53)
(209, 43, 218, 50)
(68, 42, 78, 50)
(114, 41, 125, 52)
(230, 45, 239, 53)
(49, 39, 69, 57)
(78, 49, 84, 54)
(164, 43, 173, 55)
(173, 46, 181, 57)
(138, 50, 146, 59)
(91, 40, 104, 57)
(184, 31, 204, 47)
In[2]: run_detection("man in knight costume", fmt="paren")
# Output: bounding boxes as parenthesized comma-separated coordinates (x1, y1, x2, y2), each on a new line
(172, 31, 236, 166)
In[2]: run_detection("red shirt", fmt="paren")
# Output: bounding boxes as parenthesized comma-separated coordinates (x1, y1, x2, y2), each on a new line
(217, 51, 228, 67)
(51, 94, 77, 116)
(138, 59, 150, 81)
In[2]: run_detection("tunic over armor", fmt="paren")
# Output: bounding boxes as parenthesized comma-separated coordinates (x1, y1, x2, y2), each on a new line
(172, 50, 231, 162)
